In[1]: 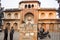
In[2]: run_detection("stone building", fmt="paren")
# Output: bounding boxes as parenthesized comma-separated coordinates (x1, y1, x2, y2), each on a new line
(2, 0, 60, 32)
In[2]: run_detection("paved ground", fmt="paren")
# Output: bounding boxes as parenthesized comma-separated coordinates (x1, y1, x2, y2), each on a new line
(0, 31, 20, 40)
(0, 31, 60, 40)
(38, 32, 60, 40)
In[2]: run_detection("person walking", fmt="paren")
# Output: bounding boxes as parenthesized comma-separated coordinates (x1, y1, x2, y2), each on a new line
(4, 27, 8, 40)
(10, 27, 14, 40)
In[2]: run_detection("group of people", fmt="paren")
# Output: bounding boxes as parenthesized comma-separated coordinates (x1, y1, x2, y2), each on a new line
(38, 27, 51, 39)
(4, 27, 14, 40)
(4, 26, 51, 40)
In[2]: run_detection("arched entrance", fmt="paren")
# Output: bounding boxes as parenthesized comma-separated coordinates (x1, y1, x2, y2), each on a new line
(24, 12, 34, 24)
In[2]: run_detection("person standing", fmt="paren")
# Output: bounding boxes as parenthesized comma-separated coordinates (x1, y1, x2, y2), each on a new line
(39, 27, 45, 39)
(10, 27, 14, 40)
(40, 27, 45, 33)
(4, 27, 8, 40)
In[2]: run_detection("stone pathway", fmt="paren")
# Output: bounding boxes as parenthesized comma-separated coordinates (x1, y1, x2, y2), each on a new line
(0, 32, 60, 40)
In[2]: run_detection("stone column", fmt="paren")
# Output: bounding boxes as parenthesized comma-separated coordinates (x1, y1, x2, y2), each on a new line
(46, 24, 49, 31)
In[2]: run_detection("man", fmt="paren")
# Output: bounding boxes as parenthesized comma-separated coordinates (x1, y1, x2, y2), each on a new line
(4, 27, 8, 40)
(10, 27, 14, 40)
(39, 27, 45, 39)
(40, 27, 51, 39)
(40, 27, 45, 33)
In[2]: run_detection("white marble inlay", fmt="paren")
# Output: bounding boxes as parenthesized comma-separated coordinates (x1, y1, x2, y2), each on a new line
(30, 33, 34, 36)
(25, 33, 30, 36)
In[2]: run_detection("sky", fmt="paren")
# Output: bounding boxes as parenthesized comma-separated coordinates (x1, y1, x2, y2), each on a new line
(1, 0, 59, 9)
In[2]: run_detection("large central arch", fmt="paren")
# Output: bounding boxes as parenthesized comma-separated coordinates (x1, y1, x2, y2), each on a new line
(24, 12, 34, 24)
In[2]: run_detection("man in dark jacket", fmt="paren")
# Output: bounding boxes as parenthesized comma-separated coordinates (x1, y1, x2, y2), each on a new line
(39, 27, 51, 39)
(39, 27, 45, 39)
(10, 27, 14, 40)
(4, 27, 8, 40)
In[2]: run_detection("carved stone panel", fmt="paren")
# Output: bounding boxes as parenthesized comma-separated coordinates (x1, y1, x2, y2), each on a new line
(19, 24, 37, 40)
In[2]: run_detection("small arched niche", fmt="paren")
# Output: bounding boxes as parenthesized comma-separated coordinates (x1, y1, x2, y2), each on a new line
(7, 13, 11, 18)
(49, 13, 53, 18)
(41, 13, 45, 19)
(14, 13, 18, 19)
